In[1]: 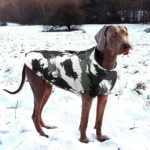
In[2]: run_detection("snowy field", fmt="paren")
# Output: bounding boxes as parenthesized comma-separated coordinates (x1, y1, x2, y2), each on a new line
(0, 24, 150, 150)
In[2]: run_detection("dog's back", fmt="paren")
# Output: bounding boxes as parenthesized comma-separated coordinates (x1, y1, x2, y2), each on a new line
(25, 48, 117, 97)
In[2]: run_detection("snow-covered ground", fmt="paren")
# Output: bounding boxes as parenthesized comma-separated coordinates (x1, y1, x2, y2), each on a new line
(0, 24, 150, 150)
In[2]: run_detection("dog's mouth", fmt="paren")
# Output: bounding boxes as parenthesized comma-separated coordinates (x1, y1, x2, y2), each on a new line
(123, 50, 130, 55)
(119, 43, 133, 55)
(118, 49, 130, 55)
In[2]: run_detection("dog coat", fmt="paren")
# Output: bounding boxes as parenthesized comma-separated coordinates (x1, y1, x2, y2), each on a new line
(25, 47, 117, 97)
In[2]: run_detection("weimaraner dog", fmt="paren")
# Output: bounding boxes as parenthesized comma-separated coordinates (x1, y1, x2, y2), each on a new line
(4, 25, 132, 143)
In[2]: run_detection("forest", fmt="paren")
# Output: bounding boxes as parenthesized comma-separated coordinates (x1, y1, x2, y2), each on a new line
(0, 0, 150, 26)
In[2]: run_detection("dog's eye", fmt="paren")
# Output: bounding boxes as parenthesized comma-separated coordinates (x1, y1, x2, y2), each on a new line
(122, 31, 128, 36)
(125, 32, 128, 36)
(112, 32, 117, 37)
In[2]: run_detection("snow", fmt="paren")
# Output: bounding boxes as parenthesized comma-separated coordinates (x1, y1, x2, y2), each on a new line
(0, 24, 150, 150)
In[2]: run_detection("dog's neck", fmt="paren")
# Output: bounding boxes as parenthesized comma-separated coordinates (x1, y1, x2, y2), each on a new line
(95, 48, 117, 70)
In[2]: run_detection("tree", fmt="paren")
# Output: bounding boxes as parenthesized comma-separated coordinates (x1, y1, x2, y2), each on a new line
(51, 3, 84, 30)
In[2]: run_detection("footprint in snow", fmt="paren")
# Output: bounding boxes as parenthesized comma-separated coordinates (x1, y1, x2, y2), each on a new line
(0, 130, 9, 134)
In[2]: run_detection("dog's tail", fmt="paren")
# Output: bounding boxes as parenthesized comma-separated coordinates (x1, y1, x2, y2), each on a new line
(3, 65, 26, 94)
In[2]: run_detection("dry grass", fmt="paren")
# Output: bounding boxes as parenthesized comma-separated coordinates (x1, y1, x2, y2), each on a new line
(134, 82, 146, 95)
(135, 83, 146, 90)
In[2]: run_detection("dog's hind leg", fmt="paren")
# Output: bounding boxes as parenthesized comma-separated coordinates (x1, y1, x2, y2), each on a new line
(30, 82, 49, 137)
(26, 67, 49, 137)
(39, 82, 57, 129)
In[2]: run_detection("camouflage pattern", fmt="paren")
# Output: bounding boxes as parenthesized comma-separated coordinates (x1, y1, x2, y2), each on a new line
(25, 47, 117, 97)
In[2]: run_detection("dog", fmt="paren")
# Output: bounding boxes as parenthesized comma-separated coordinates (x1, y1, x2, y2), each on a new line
(4, 25, 133, 143)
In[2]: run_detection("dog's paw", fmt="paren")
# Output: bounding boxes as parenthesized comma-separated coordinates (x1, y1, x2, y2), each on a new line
(40, 133, 49, 138)
(97, 135, 110, 142)
(80, 137, 89, 143)
(45, 134, 49, 138)
(46, 126, 57, 129)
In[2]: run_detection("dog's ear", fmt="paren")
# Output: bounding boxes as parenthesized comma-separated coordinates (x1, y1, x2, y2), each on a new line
(123, 26, 133, 50)
(95, 26, 109, 51)
(124, 26, 128, 32)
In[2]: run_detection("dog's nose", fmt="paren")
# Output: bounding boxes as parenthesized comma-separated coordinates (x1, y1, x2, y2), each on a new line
(122, 43, 131, 50)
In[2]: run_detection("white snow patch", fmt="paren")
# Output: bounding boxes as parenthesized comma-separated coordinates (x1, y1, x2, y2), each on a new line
(0, 24, 150, 150)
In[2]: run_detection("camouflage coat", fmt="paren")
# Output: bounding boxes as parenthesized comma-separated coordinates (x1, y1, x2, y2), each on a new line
(25, 47, 117, 97)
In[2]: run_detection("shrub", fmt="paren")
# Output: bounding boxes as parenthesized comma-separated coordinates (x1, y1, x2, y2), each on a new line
(51, 3, 84, 30)
(0, 22, 7, 26)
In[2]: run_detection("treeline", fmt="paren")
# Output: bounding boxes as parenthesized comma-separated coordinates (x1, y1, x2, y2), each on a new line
(0, 0, 84, 26)
(0, 0, 150, 26)
(88, 0, 150, 23)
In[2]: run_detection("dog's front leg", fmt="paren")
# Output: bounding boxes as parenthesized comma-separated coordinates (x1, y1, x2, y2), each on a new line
(95, 95, 110, 142)
(79, 93, 93, 143)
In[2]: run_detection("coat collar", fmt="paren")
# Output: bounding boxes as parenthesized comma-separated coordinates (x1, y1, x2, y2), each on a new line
(93, 47, 117, 71)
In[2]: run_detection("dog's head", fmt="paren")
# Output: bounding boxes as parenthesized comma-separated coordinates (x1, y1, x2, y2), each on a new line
(95, 25, 133, 55)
